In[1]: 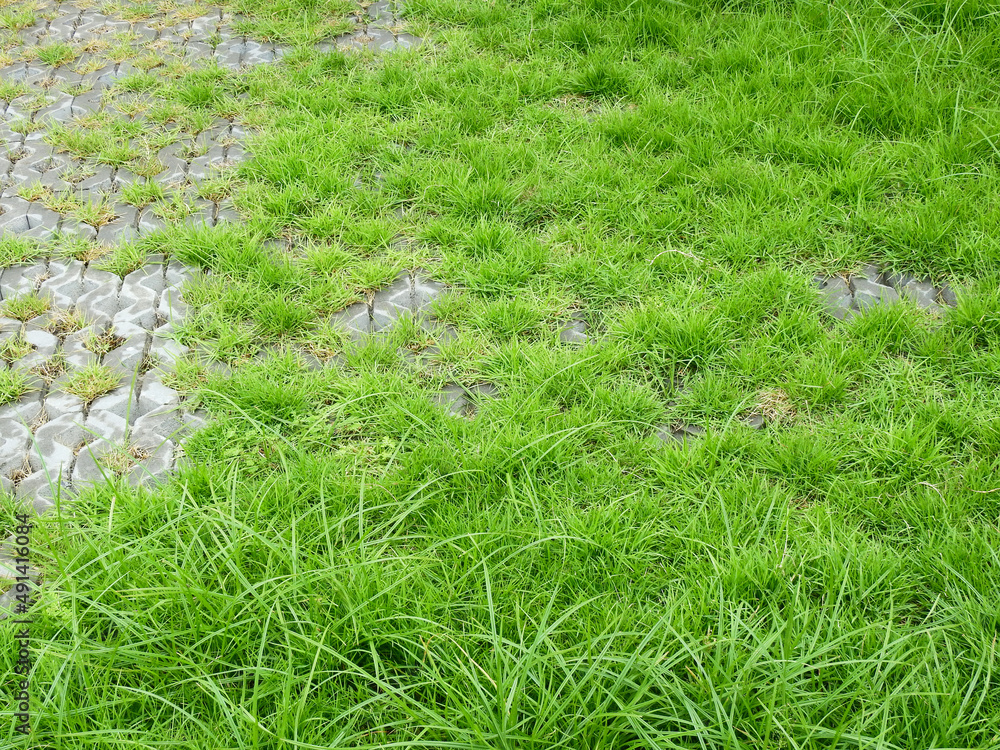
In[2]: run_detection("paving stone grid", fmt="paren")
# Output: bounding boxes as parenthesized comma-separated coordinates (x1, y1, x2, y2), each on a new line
(0, 0, 422, 612)
(1, 0, 420, 244)
(815, 264, 957, 320)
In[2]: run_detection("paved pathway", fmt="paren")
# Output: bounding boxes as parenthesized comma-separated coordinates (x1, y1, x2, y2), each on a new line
(0, 0, 422, 611)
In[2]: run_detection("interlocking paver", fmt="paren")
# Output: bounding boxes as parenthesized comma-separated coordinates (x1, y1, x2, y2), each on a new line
(0, 0, 422, 250)
(0, 421, 31, 476)
(0, 244, 201, 506)
(559, 314, 588, 344)
(815, 265, 958, 318)
(102, 334, 148, 377)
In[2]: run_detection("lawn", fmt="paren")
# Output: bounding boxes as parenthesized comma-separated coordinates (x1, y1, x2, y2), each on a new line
(3, 0, 1000, 746)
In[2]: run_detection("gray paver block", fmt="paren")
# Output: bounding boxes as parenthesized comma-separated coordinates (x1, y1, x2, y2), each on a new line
(70, 444, 113, 486)
(559, 315, 588, 343)
(849, 277, 899, 311)
(102, 333, 147, 376)
(656, 423, 706, 445)
(0, 392, 44, 427)
(900, 279, 939, 309)
(82, 267, 121, 291)
(123, 265, 165, 296)
(164, 261, 189, 290)
(83, 409, 128, 444)
(157, 287, 187, 321)
(28, 413, 87, 474)
(21, 328, 58, 357)
(433, 384, 467, 416)
(62, 341, 100, 369)
(939, 285, 957, 307)
(132, 405, 206, 443)
(155, 155, 187, 184)
(884, 271, 915, 289)
(15, 470, 70, 511)
(0, 420, 31, 476)
(75, 167, 114, 192)
(38, 261, 85, 307)
(371, 273, 413, 331)
(86, 387, 132, 422)
(149, 333, 188, 372)
(113, 321, 153, 344)
(331, 301, 371, 340)
(368, 0, 393, 22)
(412, 275, 446, 314)
(215, 201, 240, 225)
(858, 264, 884, 284)
(75, 280, 120, 326)
(126, 438, 175, 487)
(0, 262, 47, 297)
(43, 390, 86, 423)
(135, 377, 179, 419)
(817, 276, 853, 319)
(118, 275, 158, 310)
(463, 383, 499, 416)
(137, 207, 167, 236)
(11, 352, 48, 379)
(395, 33, 420, 49)
(96, 221, 140, 245)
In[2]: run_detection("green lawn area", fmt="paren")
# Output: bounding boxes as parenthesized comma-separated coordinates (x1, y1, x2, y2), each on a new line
(4, 0, 1000, 746)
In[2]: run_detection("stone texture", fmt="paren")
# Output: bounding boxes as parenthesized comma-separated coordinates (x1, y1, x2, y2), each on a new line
(371, 273, 415, 331)
(434, 384, 469, 416)
(0, 256, 201, 517)
(559, 314, 588, 343)
(900, 278, 939, 309)
(433, 383, 498, 418)
(850, 277, 899, 311)
(0, 420, 31, 476)
(816, 276, 853, 319)
(331, 301, 372, 341)
(814, 265, 959, 318)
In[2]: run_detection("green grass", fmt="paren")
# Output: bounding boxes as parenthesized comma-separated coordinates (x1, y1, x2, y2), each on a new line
(0, 368, 31, 404)
(4, 0, 1000, 747)
(35, 41, 77, 67)
(94, 243, 149, 277)
(0, 7, 34, 31)
(84, 328, 125, 357)
(0, 78, 28, 102)
(60, 363, 121, 403)
(120, 180, 167, 208)
(42, 308, 87, 338)
(0, 333, 33, 363)
(2, 292, 50, 322)
(0, 236, 43, 267)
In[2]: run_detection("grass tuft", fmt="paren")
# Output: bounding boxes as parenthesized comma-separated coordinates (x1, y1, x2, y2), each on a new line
(2, 293, 50, 322)
(0, 368, 31, 404)
(61, 363, 121, 403)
